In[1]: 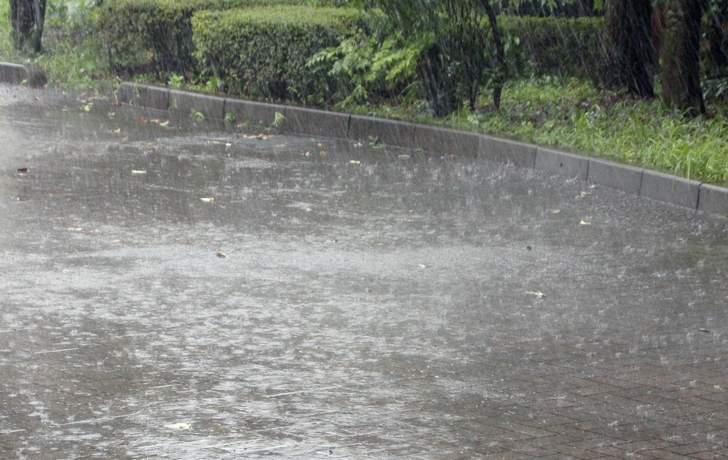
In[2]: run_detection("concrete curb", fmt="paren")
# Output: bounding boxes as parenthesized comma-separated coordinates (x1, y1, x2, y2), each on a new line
(0, 61, 29, 85)
(535, 147, 589, 181)
(698, 184, 728, 216)
(641, 170, 701, 210)
(587, 159, 644, 196)
(170, 89, 225, 121)
(413, 125, 480, 157)
(286, 106, 350, 140)
(116, 82, 728, 218)
(350, 115, 416, 149)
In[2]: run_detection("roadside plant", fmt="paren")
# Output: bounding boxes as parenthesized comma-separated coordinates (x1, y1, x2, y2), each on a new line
(345, 0, 507, 117)
(306, 23, 424, 107)
(168, 73, 184, 88)
(191, 109, 205, 122)
(224, 111, 237, 125)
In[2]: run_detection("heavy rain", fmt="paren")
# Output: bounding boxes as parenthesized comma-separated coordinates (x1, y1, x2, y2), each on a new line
(2, 0, 728, 459)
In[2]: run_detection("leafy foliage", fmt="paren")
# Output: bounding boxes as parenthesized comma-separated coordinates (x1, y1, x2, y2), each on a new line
(504, 16, 604, 80)
(361, 0, 498, 116)
(309, 13, 604, 110)
(192, 6, 361, 104)
(306, 25, 426, 107)
(96, 0, 341, 77)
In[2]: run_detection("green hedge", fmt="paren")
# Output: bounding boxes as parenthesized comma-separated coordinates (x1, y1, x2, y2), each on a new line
(502, 16, 605, 81)
(192, 6, 361, 104)
(97, 0, 340, 76)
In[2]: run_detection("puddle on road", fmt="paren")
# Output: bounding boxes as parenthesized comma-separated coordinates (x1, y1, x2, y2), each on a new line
(1, 85, 728, 459)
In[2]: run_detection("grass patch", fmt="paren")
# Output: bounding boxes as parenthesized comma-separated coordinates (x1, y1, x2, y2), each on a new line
(353, 77, 728, 186)
(0, 1, 115, 90)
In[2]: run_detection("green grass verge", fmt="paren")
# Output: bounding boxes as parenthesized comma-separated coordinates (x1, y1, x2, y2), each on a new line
(0, 1, 115, 90)
(353, 77, 728, 187)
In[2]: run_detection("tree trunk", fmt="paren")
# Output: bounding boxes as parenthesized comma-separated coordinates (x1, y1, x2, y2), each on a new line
(417, 44, 457, 118)
(604, 0, 655, 98)
(478, 0, 504, 110)
(10, 0, 47, 53)
(661, 0, 706, 116)
(706, 5, 728, 71)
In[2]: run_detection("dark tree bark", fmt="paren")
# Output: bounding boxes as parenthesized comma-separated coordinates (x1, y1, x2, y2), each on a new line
(705, 3, 728, 71)
(10, 0, 47, 54)
(604, 0, 655, 98)
(661, 0, 706, 116)
(416, 44, 457, 117)
(478, 0, 505, 110)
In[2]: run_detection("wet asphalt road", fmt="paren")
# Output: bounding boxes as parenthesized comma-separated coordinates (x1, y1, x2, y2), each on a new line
(1, 85, 728, 459)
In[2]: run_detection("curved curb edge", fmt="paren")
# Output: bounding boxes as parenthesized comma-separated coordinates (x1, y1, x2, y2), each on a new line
(0, 61, 29, 85)
(116, 81, 727, 219)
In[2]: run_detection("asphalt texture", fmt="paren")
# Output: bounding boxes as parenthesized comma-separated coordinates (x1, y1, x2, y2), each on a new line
(1, 85, 728, 460)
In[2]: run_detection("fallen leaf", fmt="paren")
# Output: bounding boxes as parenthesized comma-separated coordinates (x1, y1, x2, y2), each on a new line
(349, 160, 361, 165)
(17, 167, 28, 175)
(159, 120, 170, 127)
(200, 197, 215, 203)
(579, 220, 591, 226)
(550, 209, 561, 214)
(164, 422, 191, 431)
(699, 328, 710, 333)
(131, 170, 147, 175)
(526, 291, 545, 299)
(398, 154, 411, 160)
(216, 251, 227, 259)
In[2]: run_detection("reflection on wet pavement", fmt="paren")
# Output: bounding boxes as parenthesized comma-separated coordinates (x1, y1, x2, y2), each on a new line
(1, 85, 728, 459)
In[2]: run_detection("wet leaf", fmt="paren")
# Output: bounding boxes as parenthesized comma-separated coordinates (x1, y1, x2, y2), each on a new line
(164, 422, 191, 431)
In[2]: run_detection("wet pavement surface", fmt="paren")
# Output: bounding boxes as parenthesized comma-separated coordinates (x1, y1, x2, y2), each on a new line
(1, 84, 728, 459)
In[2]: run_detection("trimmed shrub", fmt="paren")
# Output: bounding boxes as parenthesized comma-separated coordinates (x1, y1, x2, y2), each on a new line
(192, 6, 361, 105)
(502, 16, 605, 81)
(97, 0, 339, 76)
